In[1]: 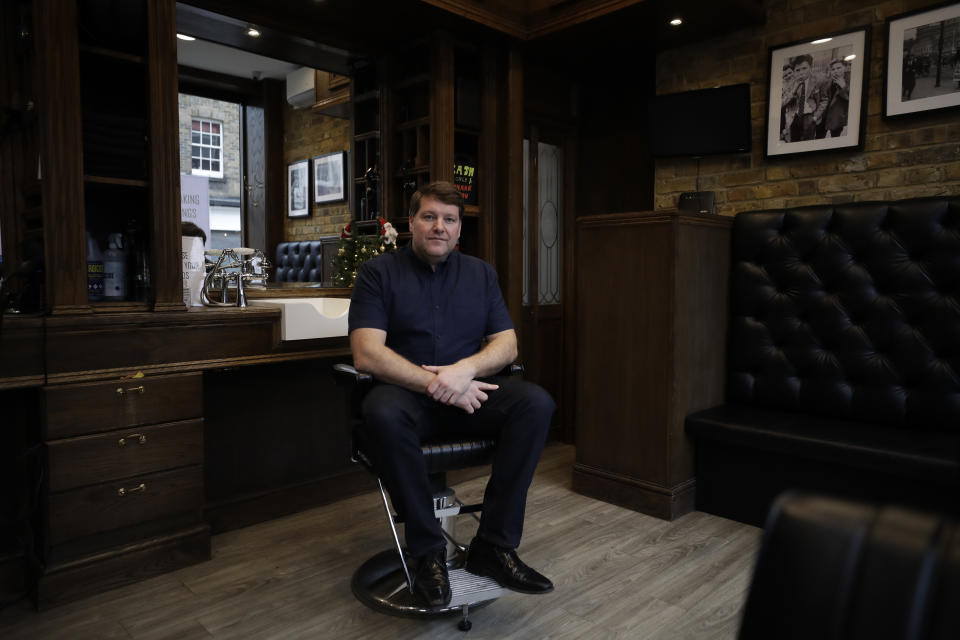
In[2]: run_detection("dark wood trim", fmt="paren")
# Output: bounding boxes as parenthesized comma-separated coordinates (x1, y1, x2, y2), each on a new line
(177, 64, 262, 104)
(572, 463, 696, 521)
(204, 467, 374, 534)
(35, 524, 210, 609)
(422, 0, 527, 40)
(478, 46, 497, 263)
(430, 34, 455, 184)
(34, 0, 88, 314)
(148, 0, 186, 311)
(498, 46, 524, 336)
(262, 79, 285, 258)
(561, 130, 577, 444)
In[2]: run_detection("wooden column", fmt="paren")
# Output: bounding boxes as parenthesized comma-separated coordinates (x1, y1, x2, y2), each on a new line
(147, 0, 186, 311)
(572, 211, 732, 520)
(33, 0, 87, 314)
(497, 46, 524, 334)
(429, 33, 454, 183)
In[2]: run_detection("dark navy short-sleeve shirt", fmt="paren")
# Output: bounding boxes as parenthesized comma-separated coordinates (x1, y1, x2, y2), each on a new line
(348, 246, 513, 366)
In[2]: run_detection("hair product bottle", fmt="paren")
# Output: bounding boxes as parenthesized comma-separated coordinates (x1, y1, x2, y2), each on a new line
(103, 233, 127, 300)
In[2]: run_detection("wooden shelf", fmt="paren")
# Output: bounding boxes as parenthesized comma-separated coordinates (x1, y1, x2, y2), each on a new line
(396, 117, 429, 131)
(352, 89, 380, 102)
(79, 44, 145, 65)
(395, 73, 429, 89)
(463, 205, 480, 217)
(84, 175, 148, 188)
(394, 166, 430, 177)
(353, 130, 380, 141)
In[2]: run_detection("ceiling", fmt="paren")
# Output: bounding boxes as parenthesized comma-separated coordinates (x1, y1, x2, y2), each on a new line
(174, 0, 766, 77)
(177, 38, 302, 80)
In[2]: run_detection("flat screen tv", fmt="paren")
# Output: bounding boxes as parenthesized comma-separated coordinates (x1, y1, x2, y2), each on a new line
(648, 83, 752, 157)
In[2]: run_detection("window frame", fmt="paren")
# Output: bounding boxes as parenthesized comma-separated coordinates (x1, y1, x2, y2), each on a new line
(190, 117, 225, 178)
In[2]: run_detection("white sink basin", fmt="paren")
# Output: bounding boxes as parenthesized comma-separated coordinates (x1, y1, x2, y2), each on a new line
(248, 297, 350, 340)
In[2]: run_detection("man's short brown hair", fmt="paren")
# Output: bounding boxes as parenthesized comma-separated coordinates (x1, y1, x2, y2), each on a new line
(408, 181, 464, 220)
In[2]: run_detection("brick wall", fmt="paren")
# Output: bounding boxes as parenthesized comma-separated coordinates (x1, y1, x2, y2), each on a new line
(177, 95, 241, 201)
(282, 102, 351, 239)
(655, 0, 960, 216)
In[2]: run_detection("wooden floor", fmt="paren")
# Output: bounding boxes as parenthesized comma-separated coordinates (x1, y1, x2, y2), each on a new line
(0, 444, 762, 639)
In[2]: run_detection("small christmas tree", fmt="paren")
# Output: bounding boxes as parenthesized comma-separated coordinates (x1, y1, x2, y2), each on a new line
(330, 218, 398, 287)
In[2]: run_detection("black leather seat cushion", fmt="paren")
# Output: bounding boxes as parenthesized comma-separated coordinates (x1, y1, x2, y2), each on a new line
(352, 428, 496, 475)
(687, 404, 960, 484)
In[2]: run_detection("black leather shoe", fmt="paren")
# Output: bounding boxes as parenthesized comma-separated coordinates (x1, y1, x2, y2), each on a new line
(465, 538, 554, 594)
(412, 547, 451, 607)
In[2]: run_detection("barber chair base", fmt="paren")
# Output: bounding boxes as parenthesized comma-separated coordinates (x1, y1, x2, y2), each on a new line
(352, 549, 504, 630)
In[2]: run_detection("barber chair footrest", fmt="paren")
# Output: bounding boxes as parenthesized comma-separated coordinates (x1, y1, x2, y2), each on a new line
(352, 549, 503, 620)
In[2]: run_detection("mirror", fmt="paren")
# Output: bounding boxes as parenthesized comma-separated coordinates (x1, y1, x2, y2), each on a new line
(175, 13, 353, 287)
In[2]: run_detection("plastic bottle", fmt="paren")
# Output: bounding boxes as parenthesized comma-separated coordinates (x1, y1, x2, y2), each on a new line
(86, 232, 104, 301)
(103, 233, 127, 300)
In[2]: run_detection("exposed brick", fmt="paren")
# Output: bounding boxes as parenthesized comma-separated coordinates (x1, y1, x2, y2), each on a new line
(903, 166, 945, 184)
(818, 173, 877, 192)
(945, 162, 960, 180)
(718, 168, 766, 186)
(853, 189, 891, 202)
(755, 182, 799, 198)
(831, 194, 856, 204)
(660, 177, 698, 193)
(888, 185, 950, 199)
(727, 187, 755, 201)
(865, 151, 897, 169)
(875, 169, 904, 187)
(784, 195, 826, 208)
(798, 180, 817, 195)
(767, 165, 791, 180)
(838, 156, 867, 172)
(789, 161, 839, 178)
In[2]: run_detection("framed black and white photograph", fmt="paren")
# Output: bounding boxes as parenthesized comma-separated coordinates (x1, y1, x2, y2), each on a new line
(765, 27, 870, 158)
(313, 151, 346, 204)
(287, 159, 310, 218)
(884, 2, 960, 118)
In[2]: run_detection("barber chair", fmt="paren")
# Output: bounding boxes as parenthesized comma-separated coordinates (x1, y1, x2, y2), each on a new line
(333, 363, 524, 631)
(738, 491, 960, 640)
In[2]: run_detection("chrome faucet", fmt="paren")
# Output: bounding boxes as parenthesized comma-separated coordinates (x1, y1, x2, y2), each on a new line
(200, 248, 272, 308)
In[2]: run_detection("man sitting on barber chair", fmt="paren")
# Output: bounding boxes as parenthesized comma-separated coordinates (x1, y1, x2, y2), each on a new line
(348, 181, 555, 607)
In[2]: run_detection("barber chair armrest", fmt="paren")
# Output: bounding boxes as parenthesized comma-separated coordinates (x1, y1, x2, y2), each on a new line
(332, 363, 373, 386)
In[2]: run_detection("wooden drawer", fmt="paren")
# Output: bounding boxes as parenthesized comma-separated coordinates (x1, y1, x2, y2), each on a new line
(47, 466, 204, 545)
(43, 372, 202, 439)
(46, 419, 203, 492)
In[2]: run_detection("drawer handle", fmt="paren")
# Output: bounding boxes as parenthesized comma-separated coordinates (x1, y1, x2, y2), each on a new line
(118, 433, 147, 447)
(116, 385, 145, 396)
(117, 483, 146, 497)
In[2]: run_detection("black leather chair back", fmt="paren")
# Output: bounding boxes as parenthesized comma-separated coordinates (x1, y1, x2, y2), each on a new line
(727, 197, 960, 428)
(274, 239, 339, 283)
(739, 492, 960, 640)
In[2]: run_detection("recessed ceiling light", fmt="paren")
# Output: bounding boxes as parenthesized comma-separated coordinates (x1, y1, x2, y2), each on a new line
(246, 26, 261, 38)
(844, 54, 857, 61)
(811, 37, 833, 44)
(176, 33, 195, 41)
(669, 18, 683, 26)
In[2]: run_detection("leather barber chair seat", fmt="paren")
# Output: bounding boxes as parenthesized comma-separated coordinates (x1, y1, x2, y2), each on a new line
(739, 491, 960, 640)
(333, 363, 524, 631)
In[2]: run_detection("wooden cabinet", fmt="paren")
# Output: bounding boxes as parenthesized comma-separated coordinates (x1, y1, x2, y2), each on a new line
(572, 211, 732, 520)
(350, 35, 494, 261)
(38, 371, 209, 607)
(34, 0, 182, 315)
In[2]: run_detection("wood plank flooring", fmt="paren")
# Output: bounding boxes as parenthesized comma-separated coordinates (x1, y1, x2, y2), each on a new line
(0, 444, 762, 639)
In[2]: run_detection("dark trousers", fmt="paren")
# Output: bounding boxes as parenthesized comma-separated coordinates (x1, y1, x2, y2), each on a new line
(360, 376, 555, 557)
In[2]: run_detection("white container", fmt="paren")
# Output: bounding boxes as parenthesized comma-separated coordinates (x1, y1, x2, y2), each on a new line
(181, 235, 205, 306)
(103, 233, 127, 300)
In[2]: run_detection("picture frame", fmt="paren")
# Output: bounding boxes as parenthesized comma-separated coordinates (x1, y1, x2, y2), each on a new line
(883, 2, 960, 118)
(313, 151, 347, 204)
(765, 27, 870, 158)
(287, 159, 310, 218)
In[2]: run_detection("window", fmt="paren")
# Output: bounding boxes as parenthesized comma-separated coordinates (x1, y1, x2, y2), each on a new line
(191, 118, 223, 178)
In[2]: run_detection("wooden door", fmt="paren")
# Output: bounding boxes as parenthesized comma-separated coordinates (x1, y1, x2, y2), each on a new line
(522, 126, 574, 442)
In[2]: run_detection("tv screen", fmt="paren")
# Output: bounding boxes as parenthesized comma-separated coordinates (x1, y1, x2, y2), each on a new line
(648, 84, 752, 157)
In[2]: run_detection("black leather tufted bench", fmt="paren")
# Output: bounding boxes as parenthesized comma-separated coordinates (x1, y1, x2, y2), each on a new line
(274, 238, 339, 285)
(686, 197, 960, 526)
